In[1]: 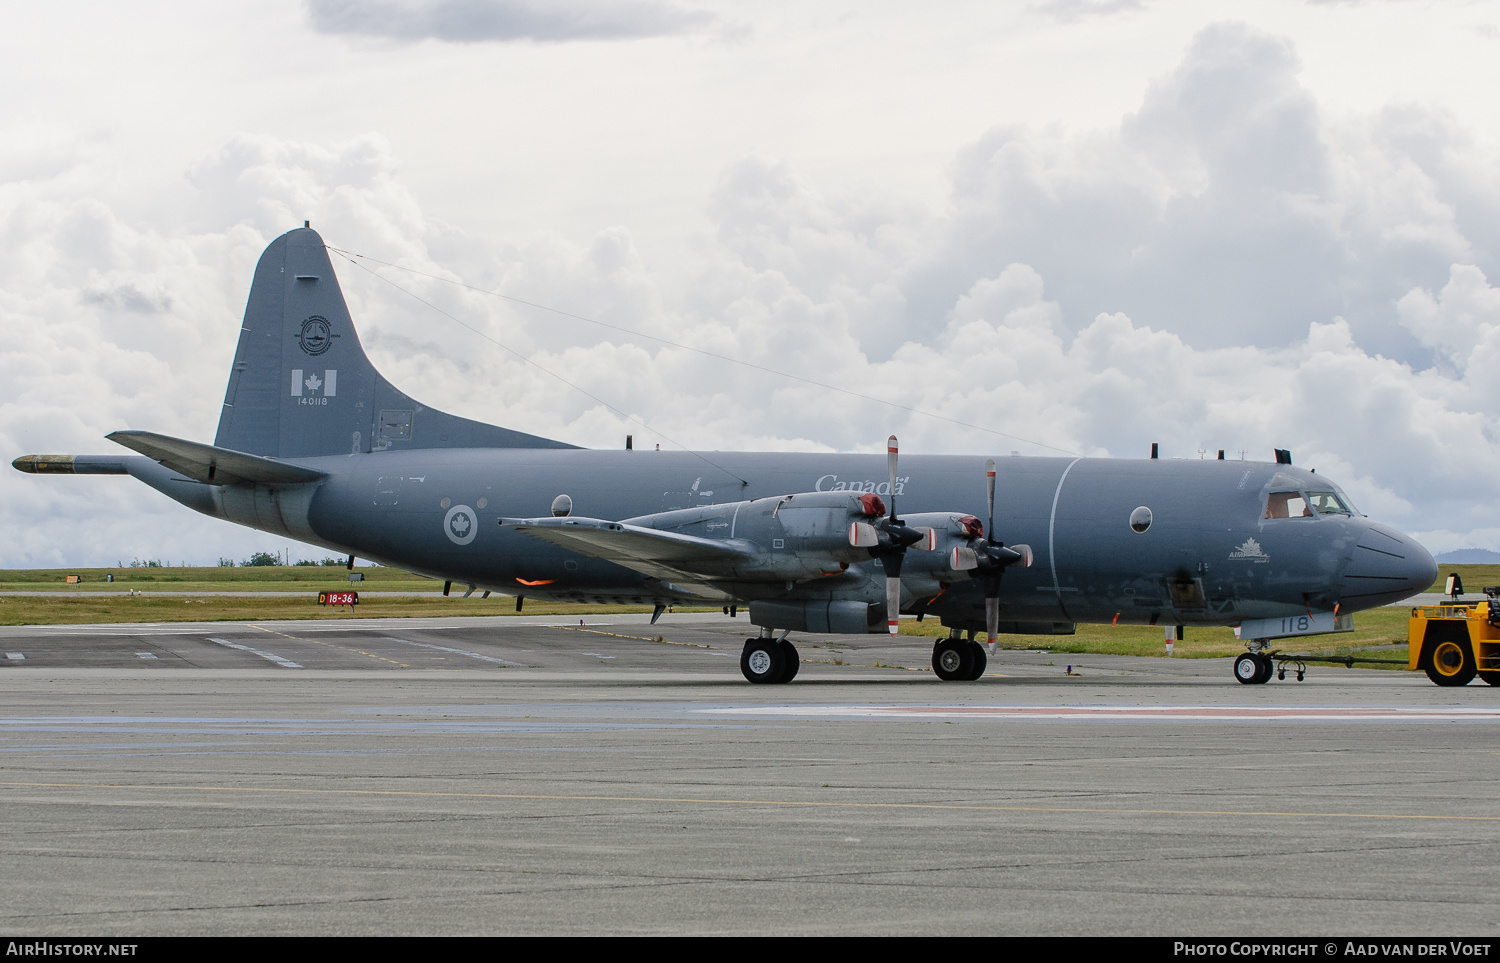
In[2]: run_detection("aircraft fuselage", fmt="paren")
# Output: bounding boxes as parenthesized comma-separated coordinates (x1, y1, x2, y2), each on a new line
(18, 226, 1437, 681)
(122, 447, 1433, 631)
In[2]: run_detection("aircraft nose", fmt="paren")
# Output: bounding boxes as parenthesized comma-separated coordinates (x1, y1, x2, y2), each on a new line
(1341, 522, 1438, 607)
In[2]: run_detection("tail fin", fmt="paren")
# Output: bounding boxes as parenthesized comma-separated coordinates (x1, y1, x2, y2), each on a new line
(214, 226, 575, 458)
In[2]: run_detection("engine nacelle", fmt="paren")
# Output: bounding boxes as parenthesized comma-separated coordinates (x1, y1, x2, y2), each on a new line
(896, 512, 985, 576)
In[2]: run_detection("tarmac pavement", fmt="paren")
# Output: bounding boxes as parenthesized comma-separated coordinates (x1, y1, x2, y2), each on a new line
(0, 614, 1496, 936)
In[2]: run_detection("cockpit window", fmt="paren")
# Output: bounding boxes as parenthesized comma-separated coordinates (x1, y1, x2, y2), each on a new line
(1265, 491, 1311, 519)
(1307, 491, 1353, 516)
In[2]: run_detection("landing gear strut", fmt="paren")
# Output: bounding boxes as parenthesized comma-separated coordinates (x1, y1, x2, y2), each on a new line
(741, 630, 800, 684)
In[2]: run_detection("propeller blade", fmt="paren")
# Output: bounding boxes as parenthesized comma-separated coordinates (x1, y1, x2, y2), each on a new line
(910, 526, 936, 551)
(985, 593, 999, 647)
(949, 546, 979, 571)
(1012, 544, 1034, 568)
(848, 521, 880, 548)
(985, 458, 996, 542)
(873, 435, 911, 635)
(887, 435, 899, 519)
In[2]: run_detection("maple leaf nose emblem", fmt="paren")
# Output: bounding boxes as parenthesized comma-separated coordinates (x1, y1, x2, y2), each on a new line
(450, 513, 472, 537)
(304, 373, 322, 393)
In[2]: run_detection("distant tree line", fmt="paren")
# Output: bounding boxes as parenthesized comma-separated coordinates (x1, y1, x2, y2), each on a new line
(235, 553, 344, 567)
(105, 554, 355, 568)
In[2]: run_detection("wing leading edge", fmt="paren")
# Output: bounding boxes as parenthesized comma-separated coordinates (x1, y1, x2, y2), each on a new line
(498, 516, 756, 588)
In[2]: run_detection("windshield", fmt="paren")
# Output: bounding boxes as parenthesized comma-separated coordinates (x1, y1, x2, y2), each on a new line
(1307, 491, 1354, 516)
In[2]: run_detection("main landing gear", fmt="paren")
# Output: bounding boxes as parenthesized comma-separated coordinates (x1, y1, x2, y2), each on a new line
(741, 630, 800, 684)
(740, 629, 991, 683)
(932, 635, 987, 681)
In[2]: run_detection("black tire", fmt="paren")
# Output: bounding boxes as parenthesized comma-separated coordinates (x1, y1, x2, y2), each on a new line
(933, 639, 974, 681)
(741, 637, 786, 684)
(966, 640, 988, 680)
(1424, 637, 1476, 687)
(1233, 653, 1261, 685)
(1479, 671, 1500, 687)
(1255, 654, 1274, 685)
(780, 640, 800, 683)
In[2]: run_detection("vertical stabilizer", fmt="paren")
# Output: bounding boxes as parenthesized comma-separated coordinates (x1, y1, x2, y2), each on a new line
(214, 227, 574, 458)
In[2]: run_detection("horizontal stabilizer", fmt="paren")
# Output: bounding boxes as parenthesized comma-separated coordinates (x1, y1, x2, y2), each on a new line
(106, 430, 326, 486)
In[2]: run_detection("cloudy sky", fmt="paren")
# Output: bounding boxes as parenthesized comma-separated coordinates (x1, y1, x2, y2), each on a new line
(5, 0, 1500, 567)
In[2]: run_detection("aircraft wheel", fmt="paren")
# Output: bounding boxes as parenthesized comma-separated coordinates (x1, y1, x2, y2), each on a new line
(1255, 654, 1275, 684)
(1423, 638, 1476, 687)
(933, 639, 974, 681)
(741, 638, 786, 684)
(966, 640, 988, 680)
(1233, 653, 1262, 685)
(1479, 671, 1500, 687)
(780, 640, 800, 683)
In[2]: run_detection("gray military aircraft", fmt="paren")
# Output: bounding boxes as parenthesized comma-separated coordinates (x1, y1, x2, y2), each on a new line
(14, 226, 1438, 684)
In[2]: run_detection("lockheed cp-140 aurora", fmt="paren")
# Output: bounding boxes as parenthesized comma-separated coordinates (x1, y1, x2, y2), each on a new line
(14, 226, 1438, 684)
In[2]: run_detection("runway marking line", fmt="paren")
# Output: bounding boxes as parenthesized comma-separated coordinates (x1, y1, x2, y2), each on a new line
(248, 624, 411, 668)
(207, 637, 303, 669)
(2, 780, 1497, 824)
(384, 638, 525, 667)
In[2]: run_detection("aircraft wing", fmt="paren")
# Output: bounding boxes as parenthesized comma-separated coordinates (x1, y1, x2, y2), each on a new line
(499, 516, 756, 588)
(106, 430, 326, 486)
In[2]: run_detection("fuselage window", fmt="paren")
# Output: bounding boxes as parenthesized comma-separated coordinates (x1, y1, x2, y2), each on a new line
(1129, 506, 1152, 533)
(1265, 491, 1311, 519)
(1307, 491, 1352, 516)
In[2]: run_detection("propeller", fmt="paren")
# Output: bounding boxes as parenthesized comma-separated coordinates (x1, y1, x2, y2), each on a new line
(846, 435, 929, 634)
(949, 459, 1032, 649)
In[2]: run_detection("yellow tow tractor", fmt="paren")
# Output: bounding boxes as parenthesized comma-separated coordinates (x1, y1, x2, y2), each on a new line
(1407, 574, 1500, 687)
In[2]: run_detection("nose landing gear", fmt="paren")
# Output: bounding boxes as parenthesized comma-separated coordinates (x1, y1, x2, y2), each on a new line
(1234, 646, 1305, 684)
(1233, 651, 1274, 685)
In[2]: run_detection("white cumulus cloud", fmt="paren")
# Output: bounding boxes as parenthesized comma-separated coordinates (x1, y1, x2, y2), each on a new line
(7, 20, 1500, 565)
